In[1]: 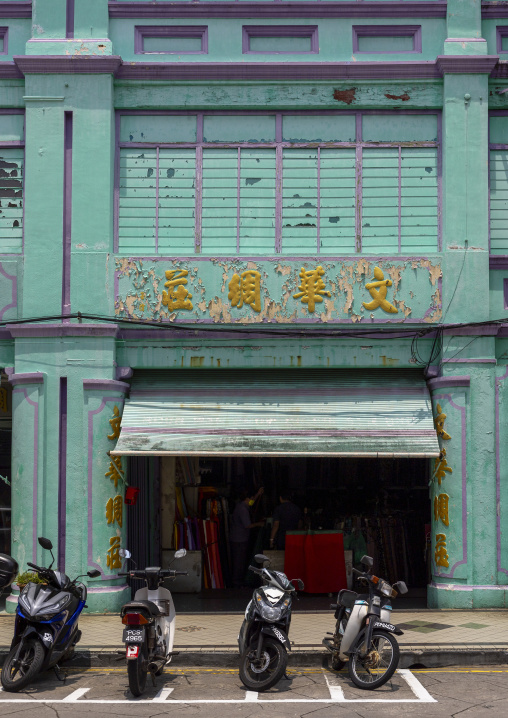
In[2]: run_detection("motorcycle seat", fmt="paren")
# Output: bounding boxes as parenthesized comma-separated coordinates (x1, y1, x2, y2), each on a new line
(121, 600, 162, 617)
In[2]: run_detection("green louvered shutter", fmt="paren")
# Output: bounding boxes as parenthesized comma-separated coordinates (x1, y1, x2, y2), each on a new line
(400, 147, 438, 254)
(158, 148, 196, 255)
(320, 148, 356, 253)
(201, 148, 237, 254)
(490, 149, 508, 254)
(240, 148, 276, 254)
(282, 148, 318, 254)
(362, 148, 399, 254)
(0, 149, 23, 253)
(118, 149, 157, 254)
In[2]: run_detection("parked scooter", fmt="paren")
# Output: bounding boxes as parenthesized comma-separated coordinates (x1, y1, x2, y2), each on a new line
(1, 536, 100, 692)
(118, 548, 188, 696)
(238, 553, 303, 691)
(322, 554, 407, 689)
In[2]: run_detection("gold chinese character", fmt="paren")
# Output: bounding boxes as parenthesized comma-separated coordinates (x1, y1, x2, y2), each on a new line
(293, 266, 331, 313)
(106, 495, 123, 528)
(228, 271, 262, 313)
(435, 533, 449, 568)
(434, 403, 451, 441)
(107, 536, 122, 570)
(362, 266, 398, 314)
(434, 493, 450, 527)
(434, 448, 452, 486)
(108, 405, 121, 441)
(105, 455, 125, 489)
(162, 269, 193, 311)
(0, 387, 7, 414)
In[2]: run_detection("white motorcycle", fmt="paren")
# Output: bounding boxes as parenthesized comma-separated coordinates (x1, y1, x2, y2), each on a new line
(119, 548, 187, 696)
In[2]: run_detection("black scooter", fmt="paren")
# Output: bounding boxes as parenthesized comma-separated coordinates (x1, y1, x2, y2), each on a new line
(238, 553, 303, 691)
(1, 536, 100, 692)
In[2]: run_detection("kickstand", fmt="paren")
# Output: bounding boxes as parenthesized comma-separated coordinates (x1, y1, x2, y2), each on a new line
(283, 672, 290, 681)
(53, 664, 66, 683)
(150, 670, 157, 688)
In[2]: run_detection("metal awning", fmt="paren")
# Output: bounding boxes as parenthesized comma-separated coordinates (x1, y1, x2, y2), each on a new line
(112, 369, 439, 458)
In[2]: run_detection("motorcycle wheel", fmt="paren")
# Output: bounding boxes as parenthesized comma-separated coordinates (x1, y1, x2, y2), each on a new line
(239, 637, 287, 692)
(127, 641, 148, 697)
(348, 630, 399, 690)
(1, 638, 45, 692)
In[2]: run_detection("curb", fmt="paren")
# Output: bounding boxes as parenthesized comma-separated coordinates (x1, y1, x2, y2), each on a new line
(0, 647, 506, 670)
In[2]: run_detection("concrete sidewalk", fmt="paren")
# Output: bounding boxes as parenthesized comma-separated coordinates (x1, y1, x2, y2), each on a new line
(1, 610, 508, 668)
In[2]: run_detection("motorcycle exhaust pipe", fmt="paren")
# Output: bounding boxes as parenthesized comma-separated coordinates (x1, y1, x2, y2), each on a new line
(148, 660, 164, 674)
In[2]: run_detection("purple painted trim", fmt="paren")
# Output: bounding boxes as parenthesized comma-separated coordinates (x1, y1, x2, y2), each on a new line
(115, 253, 439, 262)
(87, 584, 129, 593)
(0, 263, 17, 319)
(83, 379, 129, 393)
(122, 428, 436, 437)
(484, 4, 508, 19)
(355, 113, 362, 253)
(236, 147, 241, 255)
(155, 146, 159, 253)
(58, 378, 67, 570)
(242, 25, 318, 55)
(13, 56, 122, 75)
(497, 26, 508, 54)
(491, 62, 508, 79)
(317, 146, 321, 254)
(66, 0, 75, 39)
(443, 358, 497, 363)
(8, 373, 43, 385)
(429, 581, 508, 591)
(114, 112, 121, 255)
(0, 2, 31, 18)
(398, 146, 402, 253)
(116, 61, 442, 81)
(109, 2, 448, 20)
(0, 63, 23, 79)
(0, 27, 8, 56)
(62, 112, 72, 320)
(4, 368, 14, 377)
(134, 25, 208, 55)
(432, 393, 467, 580)
(8, 323, 118, 338)
(490, 256, 508, 269)
(352, 25, 421, 55)
(496, 365, 508, 576)
(428, 376, 470, 390)
(504, 279, 508, 310)
(87, 397, 125, 578)
(437, 55, 499, 74)
(442, 325, 499, 336)
(13, 387, 39, 563)
(115, 366, 133, 381)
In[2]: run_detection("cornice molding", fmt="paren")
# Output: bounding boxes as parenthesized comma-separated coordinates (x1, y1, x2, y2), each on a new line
(490, 255, 508, 269)
(0, 2, 31, 17)
(427, 376, 471, 390)
(8, 372, 44, 385)
(437, 55, 499, 73)
(116, 60, 442, 81)
(83, 379, 130, 393)
(0, 62, 23, 79)
(13, 55, 122, 75)
(482, 2, 508, 18)
(108, 1, 447, 18)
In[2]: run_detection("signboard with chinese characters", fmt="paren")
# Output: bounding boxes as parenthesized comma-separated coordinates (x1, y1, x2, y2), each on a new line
(115, 257, 442, 324)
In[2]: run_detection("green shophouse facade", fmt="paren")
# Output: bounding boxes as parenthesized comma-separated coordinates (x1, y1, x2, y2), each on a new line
(1, 0, 508, 611)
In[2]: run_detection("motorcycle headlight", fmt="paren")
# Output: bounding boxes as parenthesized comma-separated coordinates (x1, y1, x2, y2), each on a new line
(260, 605, 282, 622)
(378, 580, 393, 597)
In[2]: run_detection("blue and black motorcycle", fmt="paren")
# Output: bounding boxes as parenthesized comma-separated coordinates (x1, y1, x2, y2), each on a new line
(1, 536, 100, 692)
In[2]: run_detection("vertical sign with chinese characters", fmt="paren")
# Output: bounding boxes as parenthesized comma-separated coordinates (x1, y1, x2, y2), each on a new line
(105, 405, 124, 569)
(432, 403, 452, 571)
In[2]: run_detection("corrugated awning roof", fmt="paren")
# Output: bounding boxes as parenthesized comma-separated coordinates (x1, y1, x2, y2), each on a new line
(111, 369, 440, 458)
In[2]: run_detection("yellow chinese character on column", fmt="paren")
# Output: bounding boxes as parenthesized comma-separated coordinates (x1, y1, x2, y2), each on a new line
(293, 266, 331, 313)
(435, 533, 449, 568)
(228, 271, 262, 313)
(434, 493, 450, 527)
(362, 266, 398, 314)
(105, 455, 125, 489)
(106, 495, 123, 528)
(107, 405, 121, 441)
(434, 448, 452, 486)
(107, 536, 122, 569)
(434, 403, 451, 441)
(0, 388, 7, 414)
(162, 269, 193, 311)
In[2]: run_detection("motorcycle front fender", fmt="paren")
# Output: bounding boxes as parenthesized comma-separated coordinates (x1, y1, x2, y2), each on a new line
(261, 625, 291, 651)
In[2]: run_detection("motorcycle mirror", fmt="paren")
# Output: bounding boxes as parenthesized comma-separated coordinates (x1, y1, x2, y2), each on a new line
(174, 549, 187, 559)
(360, 555, 374, 568)
(291, 578, 304, 591)
(38, 537, 53, 551)
(394, 580, 408, 595)
(87, 569, 101, 578)
(254, 554, 269, 565)
(119, 549, 131, 559)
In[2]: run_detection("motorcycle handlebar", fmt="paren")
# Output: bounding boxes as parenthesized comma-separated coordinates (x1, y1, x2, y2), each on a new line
(248, 565, 263, 575)
(352, 568, 363, 576)
(174, 571, 188, 576)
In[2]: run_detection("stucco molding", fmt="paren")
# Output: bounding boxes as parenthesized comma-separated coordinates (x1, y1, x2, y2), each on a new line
(0, 63, 23, 79)
(8, 323, 118, 338)
(115, 366, 133, 381)
(13, 55, 122, 75)
(483, 3, 508, 19)
(490, 255, 508, 269)
(437, 55, 499, 74)
(108, 1, 448, 19)
(8, 372, 44, 385)
(427, 376, 471, 390)
(83, 379, 130, 394)
(0, 2, 31, 18)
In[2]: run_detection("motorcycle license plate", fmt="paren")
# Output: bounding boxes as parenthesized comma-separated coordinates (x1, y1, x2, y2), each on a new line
(123, 628, 144, 643)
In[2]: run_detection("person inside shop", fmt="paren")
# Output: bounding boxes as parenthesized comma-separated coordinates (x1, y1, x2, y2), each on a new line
(230, 487, 265, 588)
(269, 491, 302, 550)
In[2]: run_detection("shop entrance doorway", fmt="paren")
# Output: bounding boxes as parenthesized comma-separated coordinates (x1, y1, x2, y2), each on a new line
(127, 455, 430, 612)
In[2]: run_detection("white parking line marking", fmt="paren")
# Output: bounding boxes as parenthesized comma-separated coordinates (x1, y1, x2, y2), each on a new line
(153, 687, 174, 702)
(323, 672, 345, 701)
(244, 691, 258, 702)
(397, 669, 437, 702)
(62, 688, 90, 702)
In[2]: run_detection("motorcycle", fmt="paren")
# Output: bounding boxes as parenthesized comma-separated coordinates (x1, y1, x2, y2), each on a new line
(322, 554, 407, 690)
(118, 548, 188, 697)
(238, 553, 303, 692)
(1, 536, 100, 692)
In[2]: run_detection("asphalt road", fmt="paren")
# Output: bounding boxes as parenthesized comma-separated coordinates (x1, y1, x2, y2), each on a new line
(0, 666, 506, 717)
